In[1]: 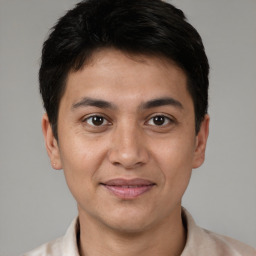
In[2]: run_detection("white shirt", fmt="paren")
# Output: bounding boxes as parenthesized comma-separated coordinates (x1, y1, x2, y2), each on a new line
(23, 209, 256, 256)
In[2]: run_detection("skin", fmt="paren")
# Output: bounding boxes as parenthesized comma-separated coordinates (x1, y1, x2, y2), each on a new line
(42, 48, 209, 256)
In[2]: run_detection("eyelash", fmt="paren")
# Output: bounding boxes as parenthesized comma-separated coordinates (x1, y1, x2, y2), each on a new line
(82, 115, 111, 127)
(82, 114, 174, 128)
(146, 115, 174, 127)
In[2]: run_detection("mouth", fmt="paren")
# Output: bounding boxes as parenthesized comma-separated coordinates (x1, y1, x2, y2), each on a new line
(100, 178, 156, 199)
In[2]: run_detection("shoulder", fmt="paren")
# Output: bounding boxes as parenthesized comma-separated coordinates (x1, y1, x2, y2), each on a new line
(21, 218, 80, 256)
(202, 228, 256, 256)
(182, 208, 256, 256)
(21, 237, 63, 256)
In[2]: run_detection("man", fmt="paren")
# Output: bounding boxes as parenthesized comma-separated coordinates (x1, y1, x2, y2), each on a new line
(24, 0, 256, 255)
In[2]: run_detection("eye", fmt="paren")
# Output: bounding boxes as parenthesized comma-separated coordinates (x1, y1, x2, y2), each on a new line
(84, 115, 109, 126)
(147, 115, 173, 126)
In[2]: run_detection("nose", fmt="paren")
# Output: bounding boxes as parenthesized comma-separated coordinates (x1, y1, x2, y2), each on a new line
(108, 122, 149, 169)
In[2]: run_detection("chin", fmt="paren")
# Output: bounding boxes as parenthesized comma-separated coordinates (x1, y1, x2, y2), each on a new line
(108, 219, 151, 234)
(101, 208, 157, 234)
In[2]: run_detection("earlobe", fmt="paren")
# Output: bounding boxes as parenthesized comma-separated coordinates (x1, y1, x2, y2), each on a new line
(192, 114, 210, 169)
(42, 113, 62, 170)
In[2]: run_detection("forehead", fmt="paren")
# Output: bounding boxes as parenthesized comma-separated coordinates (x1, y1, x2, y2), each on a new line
(61, 48, 192, 110)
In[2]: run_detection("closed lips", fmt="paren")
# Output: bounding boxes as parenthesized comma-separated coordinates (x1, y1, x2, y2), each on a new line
(101, 179, 156, 199)
(101, 178, 156, 186)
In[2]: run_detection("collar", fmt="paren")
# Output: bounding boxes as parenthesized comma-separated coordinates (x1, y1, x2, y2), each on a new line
(61, 208, 246, 256)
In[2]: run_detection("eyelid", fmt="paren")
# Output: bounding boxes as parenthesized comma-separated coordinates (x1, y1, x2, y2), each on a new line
(82, 113, 112, 126)
(145, 113, 175, 126)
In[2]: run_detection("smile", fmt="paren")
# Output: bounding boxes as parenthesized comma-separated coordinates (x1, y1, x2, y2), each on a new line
(101, 179, 156, 199)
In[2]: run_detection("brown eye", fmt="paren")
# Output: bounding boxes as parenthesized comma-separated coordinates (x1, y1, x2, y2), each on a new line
(147, 115, 172, 126)
(153, 116, 165, 126)
(85, 115, 108, 126)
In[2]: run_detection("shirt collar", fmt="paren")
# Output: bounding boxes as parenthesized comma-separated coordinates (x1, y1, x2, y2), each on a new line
(61, 218, 80, 256)
(61, 208, 218, 256)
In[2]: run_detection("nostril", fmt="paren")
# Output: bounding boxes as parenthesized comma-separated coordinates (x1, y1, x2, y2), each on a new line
(112, 161, 120, 166)
(111, 159, 145, 170)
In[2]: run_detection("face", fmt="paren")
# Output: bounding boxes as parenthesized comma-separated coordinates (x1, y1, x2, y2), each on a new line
(43, 49, 209, 233)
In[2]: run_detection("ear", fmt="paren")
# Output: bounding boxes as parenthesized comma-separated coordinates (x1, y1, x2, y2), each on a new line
(192, 114, 210, 169)
(42, 113, 62, 170)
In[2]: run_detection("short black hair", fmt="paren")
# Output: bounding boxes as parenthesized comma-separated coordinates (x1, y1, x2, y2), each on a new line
(40, 0, 209, 138)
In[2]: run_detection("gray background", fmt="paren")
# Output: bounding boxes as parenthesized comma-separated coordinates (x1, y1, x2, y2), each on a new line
(0, 0, 255, 255)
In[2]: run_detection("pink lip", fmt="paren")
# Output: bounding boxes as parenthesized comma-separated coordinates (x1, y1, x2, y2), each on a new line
(101, 179, 155, 199)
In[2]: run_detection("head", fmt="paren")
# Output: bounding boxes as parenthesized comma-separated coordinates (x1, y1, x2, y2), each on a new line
(39, 0, 209, 139)
(40, 0, 210, 237)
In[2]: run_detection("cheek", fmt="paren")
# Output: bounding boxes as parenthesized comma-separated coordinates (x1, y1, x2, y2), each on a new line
(155, 135, 195, 169)
(60, 130, 106, 167)
(58, 136, 106, 195)
(153, 135, 195, 191)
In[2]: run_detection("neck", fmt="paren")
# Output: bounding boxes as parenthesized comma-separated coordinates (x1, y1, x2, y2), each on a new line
(78, 207, 186, 256)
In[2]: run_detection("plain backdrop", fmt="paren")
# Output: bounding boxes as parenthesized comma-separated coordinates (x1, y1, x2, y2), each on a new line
(0, 0, 255, 255)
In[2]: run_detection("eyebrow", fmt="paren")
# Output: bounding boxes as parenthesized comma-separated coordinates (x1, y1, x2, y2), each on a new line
(72, 97, 116, 110)
(140, 97, 183, 110)
(72, 96, 183, 111)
